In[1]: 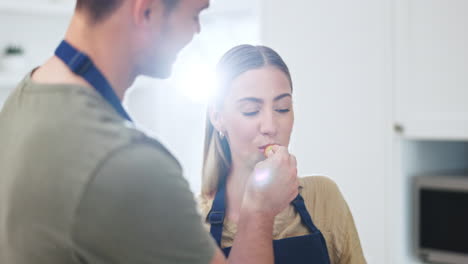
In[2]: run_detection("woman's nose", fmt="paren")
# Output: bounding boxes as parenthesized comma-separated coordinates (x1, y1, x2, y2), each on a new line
(259, 110, 277, 136)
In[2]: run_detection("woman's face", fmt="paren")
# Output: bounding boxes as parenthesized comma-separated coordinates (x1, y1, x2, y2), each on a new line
(218, 66, 294, 168)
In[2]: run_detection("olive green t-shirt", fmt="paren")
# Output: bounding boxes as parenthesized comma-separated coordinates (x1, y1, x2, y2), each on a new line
(0, 73, 215, 264)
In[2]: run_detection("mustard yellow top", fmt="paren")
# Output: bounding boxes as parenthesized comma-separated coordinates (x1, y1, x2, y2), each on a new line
(199, 176, 367, 264)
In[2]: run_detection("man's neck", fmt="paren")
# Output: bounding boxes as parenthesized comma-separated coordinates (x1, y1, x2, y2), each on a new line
(63, 15, 136, 100)
(32, 13, 136, 101)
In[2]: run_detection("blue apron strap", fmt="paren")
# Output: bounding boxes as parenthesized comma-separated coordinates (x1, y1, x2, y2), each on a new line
(207, 184, 226, 247)
(292, 194, 319, 233)
(54, 40, 132, 122)
(207, 184, 320, 246)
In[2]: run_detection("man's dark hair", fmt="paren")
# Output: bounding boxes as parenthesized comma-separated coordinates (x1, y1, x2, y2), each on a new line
(76, 0, 180, 23)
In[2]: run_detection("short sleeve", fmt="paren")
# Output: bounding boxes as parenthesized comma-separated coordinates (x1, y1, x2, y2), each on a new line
(337, 194, 367, 264)
(300, 176, 367, 264)
(71, 143, 216, 264)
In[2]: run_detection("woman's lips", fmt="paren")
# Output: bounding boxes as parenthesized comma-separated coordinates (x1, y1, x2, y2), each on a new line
(258, 143, 278, 152)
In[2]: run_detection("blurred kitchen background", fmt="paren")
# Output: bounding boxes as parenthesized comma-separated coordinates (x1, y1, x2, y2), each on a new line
(1, 0, 468, 263)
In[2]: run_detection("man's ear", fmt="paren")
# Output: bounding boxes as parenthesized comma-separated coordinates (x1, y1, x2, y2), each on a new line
(208, 105, 225, 134)
(132, 0, 161, 26)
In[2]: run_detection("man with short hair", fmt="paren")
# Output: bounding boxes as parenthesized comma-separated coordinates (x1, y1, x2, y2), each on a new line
(0, 1, 299, 263)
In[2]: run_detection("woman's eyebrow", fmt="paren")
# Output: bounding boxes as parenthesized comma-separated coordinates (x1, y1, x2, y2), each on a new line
(237, 97, 263, 104)
(274, 93, 292, 101)
(237, 94, 291, 104)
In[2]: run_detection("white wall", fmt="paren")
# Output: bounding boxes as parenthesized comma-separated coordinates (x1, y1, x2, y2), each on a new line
(260, 0, 394, 262)
(0, 12, 70, 107)
(0, 13, 69, 73)
(125, 77, 210, 195)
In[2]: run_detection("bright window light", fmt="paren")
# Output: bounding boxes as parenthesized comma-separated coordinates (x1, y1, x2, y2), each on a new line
(172, 60, 217, 105)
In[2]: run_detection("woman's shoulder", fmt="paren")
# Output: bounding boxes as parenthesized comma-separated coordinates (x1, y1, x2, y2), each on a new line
(197, 194, 214, 218)
(299, 176, 346, 208)
(299, 175, 341, 194)
(300, 176, 366, 263)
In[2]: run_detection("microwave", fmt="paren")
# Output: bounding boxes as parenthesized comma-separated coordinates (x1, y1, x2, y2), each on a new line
(413, 175, 468, 264)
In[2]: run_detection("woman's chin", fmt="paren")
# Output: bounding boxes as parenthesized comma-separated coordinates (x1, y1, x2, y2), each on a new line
(251, 153, 266, 165)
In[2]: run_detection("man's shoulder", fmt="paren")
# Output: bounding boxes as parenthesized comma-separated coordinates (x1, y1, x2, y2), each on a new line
(103, 137, 182, 174)
(78, 136, 187, 213)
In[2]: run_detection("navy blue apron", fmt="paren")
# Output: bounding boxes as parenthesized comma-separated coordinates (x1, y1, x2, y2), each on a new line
(54, 40, 132, 121)
(207, 181, 331, 264)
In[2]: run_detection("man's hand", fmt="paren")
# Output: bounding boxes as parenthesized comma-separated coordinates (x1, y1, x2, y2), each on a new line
(243, 145, 299, 218)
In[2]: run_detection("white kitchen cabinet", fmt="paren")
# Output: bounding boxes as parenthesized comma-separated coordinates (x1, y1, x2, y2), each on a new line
(395, 0, 468, 140)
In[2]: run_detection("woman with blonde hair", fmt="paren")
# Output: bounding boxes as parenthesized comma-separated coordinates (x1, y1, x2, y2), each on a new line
(199, 44, 366, 263)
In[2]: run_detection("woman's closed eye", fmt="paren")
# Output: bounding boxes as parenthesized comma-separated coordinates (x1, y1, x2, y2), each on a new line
(242, 108, 290, 116)
(239, 102, 261, 116)
(242, 110, 260, 116)
(275, 108, 290, 113)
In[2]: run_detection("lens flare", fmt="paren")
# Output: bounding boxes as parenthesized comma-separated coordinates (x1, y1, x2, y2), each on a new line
(253, 168, 271, 187)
